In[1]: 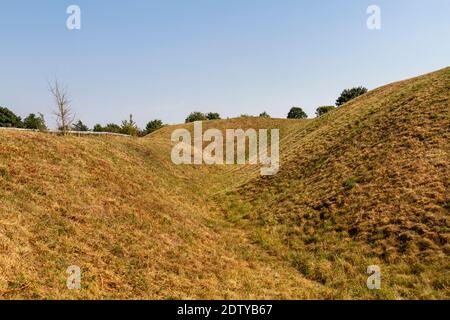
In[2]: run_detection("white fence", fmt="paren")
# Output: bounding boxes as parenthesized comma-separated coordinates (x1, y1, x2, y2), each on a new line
(0, 127, 131, 137)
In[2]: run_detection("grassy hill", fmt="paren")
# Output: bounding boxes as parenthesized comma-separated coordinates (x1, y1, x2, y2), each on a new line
(0, 67, 448, 299)
(223, 67, 450, 298)
(0, 119, 329, 299)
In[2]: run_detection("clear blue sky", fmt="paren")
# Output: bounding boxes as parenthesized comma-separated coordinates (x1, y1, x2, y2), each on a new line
(0, 0, 449, 128)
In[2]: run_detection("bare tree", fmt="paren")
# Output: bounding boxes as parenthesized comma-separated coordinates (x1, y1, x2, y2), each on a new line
(49, 79, 75, 135)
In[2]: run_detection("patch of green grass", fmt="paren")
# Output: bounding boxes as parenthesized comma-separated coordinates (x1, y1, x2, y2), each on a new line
(8, 275, 27, 290)
(225, 200, 252, 223)
(343, 177, 359, 189)
(0, 167, 9, 179)
(250, 230, 272, 250)
(112, 244, 124, 257)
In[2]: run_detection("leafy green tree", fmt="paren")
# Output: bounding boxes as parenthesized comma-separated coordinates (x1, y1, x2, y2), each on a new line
(94, 123, 123, 133)
(0, 107, 22, 128)
(93, 124, 104, 132)
(206, 112, 221, 120)
(104, 123, 122, 133)
(287, 107, 307, 119)
(315, 106, 335, 117)
(72, 120, 89, 131)
(185, 111, 207, 123)
(23, 113, 47, 130)
(259, 111, 271, 118)
(121, 114, 139, 136)
(144, 119, 164, 134)
(336, 86, 368, 107)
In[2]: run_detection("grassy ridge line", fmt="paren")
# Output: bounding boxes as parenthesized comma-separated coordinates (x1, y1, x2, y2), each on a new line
(0, 67, 448, 299)
(222, 67, 449, 299)
(148, 118, 311, 195)
(0, 127, 131, 137)
(0, 129, 328, 299)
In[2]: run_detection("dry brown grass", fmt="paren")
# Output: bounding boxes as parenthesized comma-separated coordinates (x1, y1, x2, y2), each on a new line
(224, 67, 450, 299)
(0, 67, 448, 299)
(0, 120, 328, 299)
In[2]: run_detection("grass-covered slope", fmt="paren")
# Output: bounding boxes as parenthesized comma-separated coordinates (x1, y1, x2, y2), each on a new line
(0, 67, 448, 299)
(0, 119, 327, 299)
(224, 67, 449, 298)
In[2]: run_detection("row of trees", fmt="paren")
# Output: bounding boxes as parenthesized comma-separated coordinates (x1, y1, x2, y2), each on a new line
(47, 80, 163, 136)
(185, 112, 221, 123)
(1, 80, 165, 137)
(2, 83, 368, 133)
(184, 86, 367, 121)
(92, 116, 164, 136)
(0, 106, 164, 137)
(286, 86, 368, 119)
(184, 111, 273, 122)
(0, 107, 47, 130)
(286, 105, 335, 119)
